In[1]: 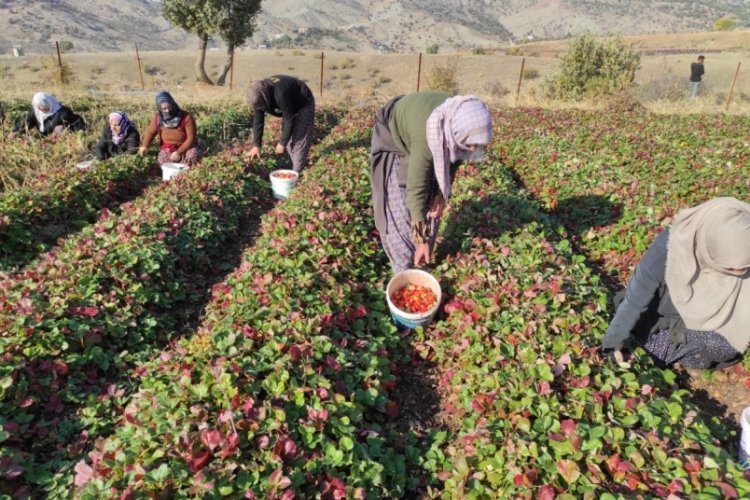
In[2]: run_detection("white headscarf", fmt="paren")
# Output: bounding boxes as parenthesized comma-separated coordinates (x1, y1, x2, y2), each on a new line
(425, 95, 492, 200)
(31, 92, 62, 133)
(666, 197, 750, 352)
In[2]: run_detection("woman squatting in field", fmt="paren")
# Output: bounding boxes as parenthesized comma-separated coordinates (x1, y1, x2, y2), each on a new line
(602, 197, 750, 370)
(139, 91, 201, 166)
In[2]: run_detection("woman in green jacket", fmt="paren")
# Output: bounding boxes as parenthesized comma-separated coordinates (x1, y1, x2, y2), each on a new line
(370, 91, 493, 272)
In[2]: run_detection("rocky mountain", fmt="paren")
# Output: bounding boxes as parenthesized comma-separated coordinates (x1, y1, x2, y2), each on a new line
(0, 0, 747, 54)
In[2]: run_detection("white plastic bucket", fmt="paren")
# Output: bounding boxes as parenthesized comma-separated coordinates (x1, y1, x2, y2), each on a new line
(739, 406, 750, 468)
(385, 269, 442, 329)
(269, 170, 299, 200)
(76, 160, 94, 171)
(161, 162, 188, 181)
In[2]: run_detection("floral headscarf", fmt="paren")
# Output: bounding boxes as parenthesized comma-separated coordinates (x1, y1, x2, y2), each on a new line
(108, 111, 134, 145)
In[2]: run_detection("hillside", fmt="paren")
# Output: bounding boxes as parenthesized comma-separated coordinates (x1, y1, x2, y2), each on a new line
(0, 0, 748, 54)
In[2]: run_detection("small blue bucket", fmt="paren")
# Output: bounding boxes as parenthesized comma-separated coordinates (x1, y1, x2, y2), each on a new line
(385, 269, 441, 329)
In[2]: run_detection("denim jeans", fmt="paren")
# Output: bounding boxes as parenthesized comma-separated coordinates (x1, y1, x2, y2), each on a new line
(689, 81, 701, 98)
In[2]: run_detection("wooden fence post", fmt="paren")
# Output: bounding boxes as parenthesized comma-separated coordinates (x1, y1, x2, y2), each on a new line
(55, 41, 64, 83)
(515, 57, 526, 102)
(416, 53, 423, 92)
(320, 52, 324, 97)
(134, 42, 145, 90)
(725, 62, 741, 111)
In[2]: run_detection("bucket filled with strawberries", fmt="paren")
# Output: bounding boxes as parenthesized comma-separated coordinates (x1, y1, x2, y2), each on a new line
(386, 269, 442, 329)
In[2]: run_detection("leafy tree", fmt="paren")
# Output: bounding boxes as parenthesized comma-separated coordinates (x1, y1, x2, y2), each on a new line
(214, 0, 263, 85)
(544, 33, 640, 99)
(162, 0, 261, 85)
(162, 0, 222, 84)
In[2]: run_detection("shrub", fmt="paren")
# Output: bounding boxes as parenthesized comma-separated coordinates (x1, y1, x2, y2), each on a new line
(41, 55, 73, 85)
(486, 81, 510, 99)
(544, 33, 640, 99)
(472, 47, 487, 55)
(714, 18, 736, 31)
(425, 62, 459, 94)
(426, 43, 439, 55)
(523, 68, 540, 79)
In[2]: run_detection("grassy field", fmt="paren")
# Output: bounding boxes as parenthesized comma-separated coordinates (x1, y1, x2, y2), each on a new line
(0, 30, 748, 115)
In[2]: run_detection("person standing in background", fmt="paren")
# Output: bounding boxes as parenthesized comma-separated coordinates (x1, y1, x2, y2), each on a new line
(689, 55, 705, 98)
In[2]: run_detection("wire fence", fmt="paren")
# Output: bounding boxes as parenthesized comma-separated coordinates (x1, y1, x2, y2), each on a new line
(1, 41, 748, 109)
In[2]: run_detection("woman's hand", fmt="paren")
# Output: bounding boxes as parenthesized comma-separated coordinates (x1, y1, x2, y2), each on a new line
(246, 146, 261, 161)
(138, 146, 147, 156)
(414, 243, 431, 268)
(427, 195, 446, 220)
(275, 143, 285, 155)
(170, 151, 181, 162)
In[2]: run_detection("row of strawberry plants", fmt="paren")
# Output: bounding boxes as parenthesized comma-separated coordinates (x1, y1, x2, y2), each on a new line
(0, 155, 276, 496)
(0, 104, 275, 271)
(494, 108, 750, 281)
(70, 109, 427, 497)
(0, 155, 154, 271)
(418, 157, 750, 497)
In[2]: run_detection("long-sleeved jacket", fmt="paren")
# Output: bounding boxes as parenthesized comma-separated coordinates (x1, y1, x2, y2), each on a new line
(252, 75, 314, 148)
(141, 112, 197, 154)
(14, 106, 86, 136)
(601, 230, 686, 352)
(387, 91, 460, 224)
(94, 124, 141, 161)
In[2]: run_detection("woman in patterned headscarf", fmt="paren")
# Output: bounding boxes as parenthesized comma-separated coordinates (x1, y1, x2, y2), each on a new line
(370, 91, 493, 272)
(602, 197, 750, 370)
(94, 111, 140, 161)
(12, 92, 86, 137)
(139, 91, 200, 165)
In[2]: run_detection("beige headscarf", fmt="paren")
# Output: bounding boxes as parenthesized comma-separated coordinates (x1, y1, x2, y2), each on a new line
(666, 197, 750, 352)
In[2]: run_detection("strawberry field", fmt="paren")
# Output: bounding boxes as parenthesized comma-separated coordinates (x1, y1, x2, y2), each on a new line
(1, 100, 750, 498)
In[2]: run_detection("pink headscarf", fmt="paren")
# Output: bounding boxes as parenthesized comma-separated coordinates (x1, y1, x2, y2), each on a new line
(425, 95, 493, 200)
(108, 111, 133, 145)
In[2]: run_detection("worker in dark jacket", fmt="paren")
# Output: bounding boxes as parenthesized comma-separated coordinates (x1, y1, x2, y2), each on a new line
(12, 92, 86, 137)
(601, 197, 750, 370)
(94, 112, 140, 161)
(370, 91, 493, 272)
(246, 75, 315, 173)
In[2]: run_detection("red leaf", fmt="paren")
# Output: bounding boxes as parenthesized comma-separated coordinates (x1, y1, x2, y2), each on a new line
(188, 449, 210, 473)
(201, 429, 223, 451)
(538, 485, 555, 500)
(716, 482, 738, 499)
(385, 401, 399, 419)
(268, 469, 291, 490)
(74, 460, 94, 487)
(560, 419, 576, 437)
